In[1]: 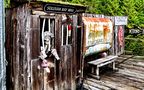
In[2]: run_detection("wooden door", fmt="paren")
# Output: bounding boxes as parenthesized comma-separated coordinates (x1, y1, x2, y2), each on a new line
(30, 15, 57, 90)
(55, 14, 78, 90)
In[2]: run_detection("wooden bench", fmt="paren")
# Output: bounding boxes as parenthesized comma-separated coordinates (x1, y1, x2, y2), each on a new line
(87, 55, 118, 79)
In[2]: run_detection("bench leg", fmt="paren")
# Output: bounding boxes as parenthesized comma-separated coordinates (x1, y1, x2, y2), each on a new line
(112, 61, 118, 71)
(91, 67, 94, 74)
(96, 67, 100, 79)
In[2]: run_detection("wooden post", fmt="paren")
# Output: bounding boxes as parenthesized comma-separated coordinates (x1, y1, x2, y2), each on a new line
(61, 25, 64, 46)
(55, 14, 62, 90)
(66, 25, 68, 45)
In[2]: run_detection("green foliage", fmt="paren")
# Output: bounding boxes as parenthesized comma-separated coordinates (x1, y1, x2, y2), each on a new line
(133, 41, 144, 56)
(41, 0, 84, 6)
(5, 0, 144, 28)
(4, 0, 10, 8)
(66, 0, 144, 29)
(125, 35, 144, 56)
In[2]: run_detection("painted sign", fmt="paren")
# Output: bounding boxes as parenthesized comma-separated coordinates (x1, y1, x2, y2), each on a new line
(115, 16, 128, 25)
(44, 3, 86, 13)
(82, 17, 113, 55)
(118, 26, 124, 47)
(129, 29, 141, 34)
(115, 25, 125, 55)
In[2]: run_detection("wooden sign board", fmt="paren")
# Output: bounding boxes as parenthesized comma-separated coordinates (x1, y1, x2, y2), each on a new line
(44, 3, 86, 14)
(115, 16, 128, 25)
(129, 29, 141, 34)
(82, 17, 113, 56)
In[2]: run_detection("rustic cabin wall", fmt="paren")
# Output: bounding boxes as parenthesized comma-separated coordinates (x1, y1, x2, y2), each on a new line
(6, 3, 82, 90)
(55, 14, 73, 90)
(54, 14, 79, 90)
(5, 9, 13, 90)
(6, 4, 31, 90)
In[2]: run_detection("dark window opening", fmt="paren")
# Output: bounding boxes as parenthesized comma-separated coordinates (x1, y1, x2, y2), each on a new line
(61, 14, 73, 46)
(40, 18, 55, 53)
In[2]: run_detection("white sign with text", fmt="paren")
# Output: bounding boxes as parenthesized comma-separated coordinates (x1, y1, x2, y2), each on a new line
(115, 16, 128, 25)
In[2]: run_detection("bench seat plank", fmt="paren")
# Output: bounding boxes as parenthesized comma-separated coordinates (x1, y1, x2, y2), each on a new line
(88, 55, 118, 65)
(87, 55, 118, 79)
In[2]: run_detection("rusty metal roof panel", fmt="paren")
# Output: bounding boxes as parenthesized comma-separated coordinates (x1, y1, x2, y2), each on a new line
(82, 17, 111, 23)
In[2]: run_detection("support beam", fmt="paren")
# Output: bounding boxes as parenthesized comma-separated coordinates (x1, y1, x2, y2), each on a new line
(0, 0, 6, 90)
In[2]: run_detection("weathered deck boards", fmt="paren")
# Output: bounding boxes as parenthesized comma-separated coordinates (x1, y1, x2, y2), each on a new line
(84, 55, 144, 90)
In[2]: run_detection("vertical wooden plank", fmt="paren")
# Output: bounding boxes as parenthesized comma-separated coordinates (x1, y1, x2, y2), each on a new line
(51, 19, 55, 49)
(52, 18, 57, 90)
(115, 26, 119, 55)
(43, 68, 47, 90)
(81, 14, 86, 83)
(26, 15, 31, 90)
(47, 58, 55, 90)
(71, 15, 78, 90)
(30, 15, 40, 59)
(60, 46, 64, 90)
(10, 9, 19, 90)
(17, 4, 29, 90)
(54, 58, 57, 90)
(62, 46, 67, 89)
(55, 14, 62, 90)
(30, 15, 42, 90)
(8, 4, 32, 90)
(12, 5, 30, 89)
(5, 9, 14, 90)
(67, 45, 72, 89)
(76, 14, 83, 89)
(60, 45, 72, 90)
(13, 8, 20, 90)
(55, 14, 62, 55)
(31, 59, 44, 90)
(122, 26, 125, 55)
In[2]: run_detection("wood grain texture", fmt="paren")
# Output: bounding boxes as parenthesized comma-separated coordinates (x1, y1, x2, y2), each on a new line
(6, 5, 82, 89)
(5, 4, 31, 90)
(84, 55, 144, 90)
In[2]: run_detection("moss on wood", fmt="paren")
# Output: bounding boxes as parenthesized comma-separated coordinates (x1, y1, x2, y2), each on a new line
(4, 0, 10, 8)
(38, 0, 84, 6)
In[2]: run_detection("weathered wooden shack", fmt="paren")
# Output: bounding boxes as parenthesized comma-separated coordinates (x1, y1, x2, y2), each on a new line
(5, 0, 86, 90)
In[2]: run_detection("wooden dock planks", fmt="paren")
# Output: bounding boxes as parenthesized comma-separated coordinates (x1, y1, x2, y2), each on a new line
(84, 55, 144, 90)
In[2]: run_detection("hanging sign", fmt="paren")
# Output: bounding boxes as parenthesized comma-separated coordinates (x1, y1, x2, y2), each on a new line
(115, 16, 128, 25)
(82, 17, 113, 55)
(44, 3, 86, 13)
(129, 29, 141, 34)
